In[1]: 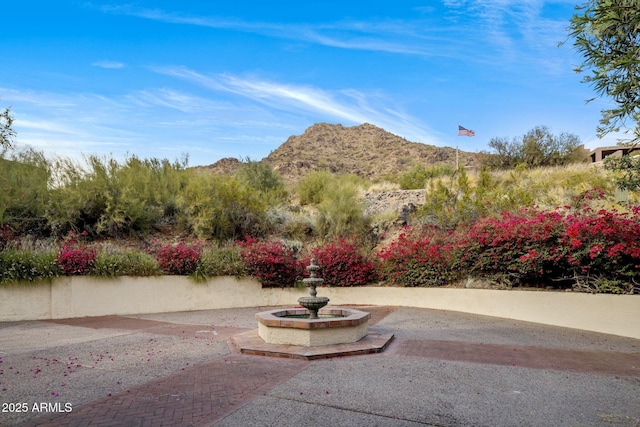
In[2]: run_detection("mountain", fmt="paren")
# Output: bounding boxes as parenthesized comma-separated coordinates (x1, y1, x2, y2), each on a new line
(201, 123, 480, 181)
(263, 123, 479, 181)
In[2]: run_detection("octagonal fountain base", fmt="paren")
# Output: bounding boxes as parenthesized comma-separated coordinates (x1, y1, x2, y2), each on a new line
(232, 307, 394, 360)
(257, 307, 370, 346)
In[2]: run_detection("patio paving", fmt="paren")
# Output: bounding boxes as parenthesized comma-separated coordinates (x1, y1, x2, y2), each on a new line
(0, 306, 637, 426)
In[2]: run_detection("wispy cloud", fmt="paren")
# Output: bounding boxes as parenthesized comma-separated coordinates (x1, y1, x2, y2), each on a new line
(92, 60, 126, 69)
(153, 66, 440, 144)
(95, 4, 461, 59)
(442, 0, 573, 59)
(0, 83, 317, 164)
(95, 2, 576, 72)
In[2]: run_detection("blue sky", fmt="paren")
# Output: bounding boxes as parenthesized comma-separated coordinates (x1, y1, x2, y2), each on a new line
(1, 1, 619, 166)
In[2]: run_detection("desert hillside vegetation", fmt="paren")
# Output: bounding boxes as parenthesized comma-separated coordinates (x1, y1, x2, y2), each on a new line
(1, 123, 638, 293)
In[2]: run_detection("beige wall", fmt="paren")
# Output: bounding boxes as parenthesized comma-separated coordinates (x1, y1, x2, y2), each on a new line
(0, 277, 638, 339)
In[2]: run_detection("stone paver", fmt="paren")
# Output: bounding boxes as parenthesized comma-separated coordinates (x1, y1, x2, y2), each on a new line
(29, 354, 308, 427)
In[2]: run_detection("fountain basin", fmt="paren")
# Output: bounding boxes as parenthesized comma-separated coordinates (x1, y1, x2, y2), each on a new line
(256, 307, 370, 347)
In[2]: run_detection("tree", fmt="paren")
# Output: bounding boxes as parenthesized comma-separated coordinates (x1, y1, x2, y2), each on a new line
(0, 99, 16, 149)
(569, 1, 640, 191)
(569, 0, 640, 142)
(482, 126, 586, 169)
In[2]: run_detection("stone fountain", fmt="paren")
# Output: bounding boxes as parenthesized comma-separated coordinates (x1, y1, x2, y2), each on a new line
(297, 258, 329, 319)
(233, 258, 394, 358)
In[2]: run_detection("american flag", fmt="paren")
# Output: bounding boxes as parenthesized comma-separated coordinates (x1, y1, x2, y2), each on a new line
(458, 125, 475, 137)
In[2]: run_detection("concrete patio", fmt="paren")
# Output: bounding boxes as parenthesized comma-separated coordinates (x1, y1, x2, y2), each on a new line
(0, 306, 638, 426)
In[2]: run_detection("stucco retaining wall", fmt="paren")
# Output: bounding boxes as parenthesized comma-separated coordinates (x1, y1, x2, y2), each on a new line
(0, 276, 638, 339)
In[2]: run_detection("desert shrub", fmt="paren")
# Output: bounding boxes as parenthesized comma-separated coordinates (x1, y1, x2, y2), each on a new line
(304, 238, 378, 287)
(178, 173, 269, 240)
(396, 164, 454, 190)
(238, 237, 302, 287)
(0, 249, 59, 284)
(150, 240, 203, 275)
(418, 166, 488, 228)
(0, 148, 51, 235)
(316, 181, 370, 239)
(417, 163, 622, 229)
(192, 244, 246, 282)
(91, 250, 161, 277)
(283, 213, 316, 241)
(297, 171, 332, 205)
(46, 155, 187, 237)
(234, 159, 288, 205)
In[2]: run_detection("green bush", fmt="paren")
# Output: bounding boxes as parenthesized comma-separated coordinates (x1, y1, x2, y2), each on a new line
(91, 250, 161, 277)
(234, 159, 289, 205)
(297, 171, 332, 205)
(178, 173, 269, 240)
(0, 149, 50, 235)
(46, 155, 187, 237)
(396, 164, 454, 190)
(316, 186, 369, 239)
(191, 244, 247, 282)
(0, 249, 60, 284)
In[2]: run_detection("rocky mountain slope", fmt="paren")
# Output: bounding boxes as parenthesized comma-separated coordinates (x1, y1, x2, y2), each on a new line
(204, 122, 479, 181)
(266, 123, 478, 181)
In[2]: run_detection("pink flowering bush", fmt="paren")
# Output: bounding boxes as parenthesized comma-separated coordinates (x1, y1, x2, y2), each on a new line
(465, 208, 569, 285)
(377, 226, 466, 287)
(560, 206, 640, 292)
(376, 197, 640, 293)
(148, 240, 203, 275)
(238, 237, 302, 288)
(56, 231, 96, 275)
(303, 238, 378, 287)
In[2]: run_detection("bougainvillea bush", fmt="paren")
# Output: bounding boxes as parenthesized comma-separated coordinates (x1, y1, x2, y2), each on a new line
(377, 226, 468, 287)
(238, 237, 302, 287)
(56, 232, 97, 276)
(147, 240, 203, 275)
(304, 238, 378, 287)
(377, 202, 640, 294)
(465, 208, 570, 286)
(560, 205, 640, 293)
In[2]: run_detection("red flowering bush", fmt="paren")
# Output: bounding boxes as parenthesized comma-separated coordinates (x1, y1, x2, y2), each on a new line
(0, 224, 16, 250)
(377, 226, 465, 287)
(150, 240, 203, 275)
(466, 208, 569, 285)
(56, 232, 97, 275)
(560, 206, 640, 292)
(303, 238, 378, 287)
(376, 201, 640, 293)
(238, 237, 302, 287)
